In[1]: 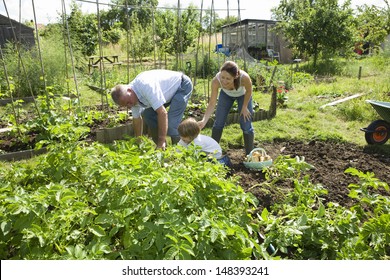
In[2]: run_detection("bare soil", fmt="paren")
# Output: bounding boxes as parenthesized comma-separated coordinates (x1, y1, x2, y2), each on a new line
(227, 140, 390, 211)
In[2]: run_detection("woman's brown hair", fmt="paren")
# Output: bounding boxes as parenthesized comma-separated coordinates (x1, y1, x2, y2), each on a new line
(220, 61, 240, 90)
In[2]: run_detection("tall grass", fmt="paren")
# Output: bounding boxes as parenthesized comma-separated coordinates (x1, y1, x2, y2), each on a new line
(0, 33, 71, 98)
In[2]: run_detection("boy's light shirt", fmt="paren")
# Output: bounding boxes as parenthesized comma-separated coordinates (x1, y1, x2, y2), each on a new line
(178, 134, 222, 159)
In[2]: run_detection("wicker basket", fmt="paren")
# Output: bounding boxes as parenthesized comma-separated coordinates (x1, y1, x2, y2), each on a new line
(243, 148, 273, 170)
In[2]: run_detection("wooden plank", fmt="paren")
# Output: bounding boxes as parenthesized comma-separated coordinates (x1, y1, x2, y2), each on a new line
(0, 147, 47, 162)
(320, 93, 364, 109)
(0, 127, 12, 133)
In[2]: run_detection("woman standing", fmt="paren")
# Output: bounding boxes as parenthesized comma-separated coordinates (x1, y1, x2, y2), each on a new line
(198, 61, 254, 156)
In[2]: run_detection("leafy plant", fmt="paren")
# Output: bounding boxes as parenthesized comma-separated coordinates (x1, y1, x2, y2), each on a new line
(0, 139, 268, 260)
(257, 156, 390, 260)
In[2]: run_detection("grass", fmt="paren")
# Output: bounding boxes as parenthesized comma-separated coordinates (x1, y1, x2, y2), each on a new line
(211, 55, 390, 152)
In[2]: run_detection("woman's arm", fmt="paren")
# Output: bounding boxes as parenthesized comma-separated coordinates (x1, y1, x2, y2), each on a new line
(198, 77, 220, 129)
(240, 73, 253, 122)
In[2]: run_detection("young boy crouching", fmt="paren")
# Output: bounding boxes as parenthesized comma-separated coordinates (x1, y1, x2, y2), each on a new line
(177, 117, 232, 167)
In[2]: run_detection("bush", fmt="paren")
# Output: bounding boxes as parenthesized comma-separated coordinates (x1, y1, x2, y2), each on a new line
(195, 53, 220, 78)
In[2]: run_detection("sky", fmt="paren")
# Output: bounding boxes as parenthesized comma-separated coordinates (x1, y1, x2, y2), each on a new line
(0, 0, 388, 25)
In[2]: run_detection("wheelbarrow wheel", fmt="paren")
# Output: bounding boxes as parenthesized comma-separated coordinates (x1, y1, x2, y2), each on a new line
(364, 120, 390, 145)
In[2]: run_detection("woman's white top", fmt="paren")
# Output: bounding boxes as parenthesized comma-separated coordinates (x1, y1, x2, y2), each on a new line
(178, 134, 223, 159)
(216, 71, 246, 97)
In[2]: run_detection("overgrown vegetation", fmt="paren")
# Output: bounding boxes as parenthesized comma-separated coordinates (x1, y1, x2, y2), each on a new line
(0, 140, 266, 260)
(0, 0, 389, 260)
(0, 140, 388, 259)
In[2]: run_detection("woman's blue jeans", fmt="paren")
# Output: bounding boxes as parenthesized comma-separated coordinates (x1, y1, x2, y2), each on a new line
(213, 90, 254, 134)
(142, 74, 193, 137)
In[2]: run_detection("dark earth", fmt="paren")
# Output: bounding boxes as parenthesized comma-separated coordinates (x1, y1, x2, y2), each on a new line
(227, 140, 390, 211)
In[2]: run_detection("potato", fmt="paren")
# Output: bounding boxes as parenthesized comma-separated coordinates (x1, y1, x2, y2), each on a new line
(247, 150, 272, 163)
(260, 156, 265, 162)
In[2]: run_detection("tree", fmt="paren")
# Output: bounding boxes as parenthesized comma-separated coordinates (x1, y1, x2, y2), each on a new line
(355, 3, 389, 53)
(108, 0, 158, 30)
(66, 3, 99, 57)
(64, 2, 124, 57)
(202, 9, 238, 33)
(272, 0, 355, 66)
(214, 16, 239, 32)
(125, 14, 154, 63)
(154, 5, 200, 55)
(384, 0, 390, 32)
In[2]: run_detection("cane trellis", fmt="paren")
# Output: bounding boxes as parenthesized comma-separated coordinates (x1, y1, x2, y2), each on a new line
(0, 0, 258, 132)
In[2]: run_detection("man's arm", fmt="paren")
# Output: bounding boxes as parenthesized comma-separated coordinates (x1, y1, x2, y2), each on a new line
(132, 116, 143, 137)
(155, 106, 168, 149)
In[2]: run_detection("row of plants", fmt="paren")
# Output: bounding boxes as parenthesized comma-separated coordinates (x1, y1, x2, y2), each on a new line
(0, 138, 388, 259)
(0, 95, 130, 153)
(0, 139, 265, 259)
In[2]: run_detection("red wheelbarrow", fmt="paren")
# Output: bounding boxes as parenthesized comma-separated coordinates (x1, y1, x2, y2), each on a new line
(361, 100, 390, 145)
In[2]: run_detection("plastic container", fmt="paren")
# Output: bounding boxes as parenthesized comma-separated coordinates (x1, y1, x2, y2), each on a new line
(243, 148, 273, 170)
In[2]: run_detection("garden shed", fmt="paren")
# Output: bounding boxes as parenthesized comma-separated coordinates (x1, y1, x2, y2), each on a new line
(0, 14, 35, 48)
(220, 19, 292, 63)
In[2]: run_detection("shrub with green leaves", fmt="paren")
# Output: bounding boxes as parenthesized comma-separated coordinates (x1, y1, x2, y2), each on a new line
(0, 139, 266, 260)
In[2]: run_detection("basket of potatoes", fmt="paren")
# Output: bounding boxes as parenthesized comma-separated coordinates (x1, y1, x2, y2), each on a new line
(243, 148, 273, 170)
